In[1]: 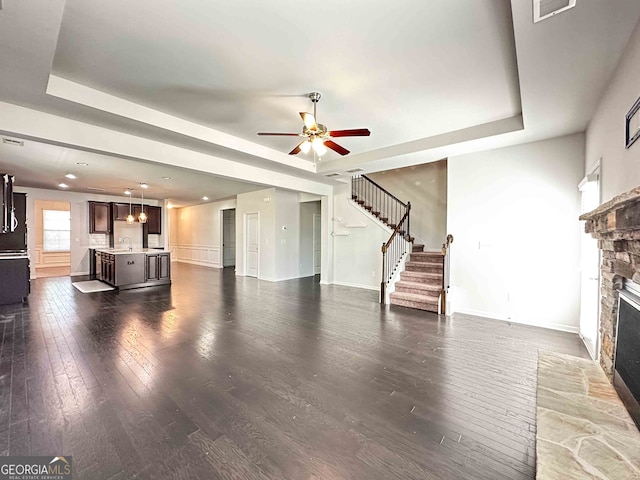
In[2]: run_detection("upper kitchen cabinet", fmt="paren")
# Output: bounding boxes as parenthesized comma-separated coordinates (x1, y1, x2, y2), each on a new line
(89, 201, 111, 234)
(146, 206, 161, 234)
(112, 203, 132, 221)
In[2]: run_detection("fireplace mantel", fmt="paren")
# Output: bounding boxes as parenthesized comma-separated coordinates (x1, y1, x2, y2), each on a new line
(581, 185, 640, 378)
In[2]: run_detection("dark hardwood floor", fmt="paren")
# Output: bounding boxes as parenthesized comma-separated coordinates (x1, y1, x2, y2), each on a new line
(0, 263, 588, 479)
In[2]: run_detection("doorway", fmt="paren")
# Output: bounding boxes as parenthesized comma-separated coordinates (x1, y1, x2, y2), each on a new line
(245, 212, 259, 277)
(222, 209, 236, 268)
(579, 168, 601, 359)
(35, 200, 71, 278)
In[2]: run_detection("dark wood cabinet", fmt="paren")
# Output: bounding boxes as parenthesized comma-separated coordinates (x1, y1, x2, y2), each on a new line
(89, 202, 111, 234)
(147, 206, 162, 234)
(112, 203, 133, 221)
(99, 252, 116, 285)
(145, 253, 170, 282)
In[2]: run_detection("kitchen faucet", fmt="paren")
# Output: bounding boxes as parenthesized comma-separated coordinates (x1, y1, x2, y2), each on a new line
(121, 237, 133, 251)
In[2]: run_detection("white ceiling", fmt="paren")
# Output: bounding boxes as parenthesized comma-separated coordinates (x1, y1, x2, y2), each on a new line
(0, 0, 639, 201)
(0, 138, 262, 207)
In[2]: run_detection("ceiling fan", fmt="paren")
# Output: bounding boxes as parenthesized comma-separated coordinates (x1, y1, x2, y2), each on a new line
(257, 92, 370, 157)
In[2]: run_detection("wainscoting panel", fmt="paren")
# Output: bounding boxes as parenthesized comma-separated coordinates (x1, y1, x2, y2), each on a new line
(174, 244, 222, 268)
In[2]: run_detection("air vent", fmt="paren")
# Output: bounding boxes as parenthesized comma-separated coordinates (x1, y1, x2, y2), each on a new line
(533, 0, 575, 23)
(2, 137, 23, 147)
(324, 172, 341, 178)
(345, 167, 364, 173)
(86, 187, 106, 192)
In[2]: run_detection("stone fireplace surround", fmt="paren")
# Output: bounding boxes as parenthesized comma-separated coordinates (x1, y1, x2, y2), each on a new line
(581, 185, 640, 379)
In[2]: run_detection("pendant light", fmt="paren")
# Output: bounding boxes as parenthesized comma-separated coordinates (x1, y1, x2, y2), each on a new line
(138, 183, 147, 224)
(126, 188, 135, 224)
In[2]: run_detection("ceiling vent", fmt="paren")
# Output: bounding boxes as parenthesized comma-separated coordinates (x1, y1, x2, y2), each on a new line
(345, 168, 364, 173)
(533, 0, 576, 23)
(324, 172, 341, 178)
(86, 187, 106, 192)
(2, 137, 23, 147)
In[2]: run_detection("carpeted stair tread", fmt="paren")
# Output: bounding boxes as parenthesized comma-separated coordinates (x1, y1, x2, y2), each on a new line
(400, 271, 442, 283)
(410, 252, 444, 261)
(412, 244, 425, 252)
(395, 281, 441, 295)
(390, 291, 439, 312)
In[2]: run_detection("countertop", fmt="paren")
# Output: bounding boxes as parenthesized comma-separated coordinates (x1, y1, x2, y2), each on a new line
(93, 248, 170, 256)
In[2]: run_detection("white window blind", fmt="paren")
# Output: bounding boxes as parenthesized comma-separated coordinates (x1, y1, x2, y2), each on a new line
(43, 210, 71, 252)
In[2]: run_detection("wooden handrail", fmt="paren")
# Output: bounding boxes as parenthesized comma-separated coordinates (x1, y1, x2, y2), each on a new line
(361, 175, 407, 207)
(382, 207, 410, 253)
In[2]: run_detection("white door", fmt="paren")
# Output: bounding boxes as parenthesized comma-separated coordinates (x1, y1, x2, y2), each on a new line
(246, 213, 259, 277)
(579, 173, 600, 359)
(313, 214, 321, 275)
(223, 209, 236, 267)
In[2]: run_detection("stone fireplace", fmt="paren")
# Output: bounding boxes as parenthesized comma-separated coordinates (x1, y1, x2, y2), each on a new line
(580, 185, 640, 378)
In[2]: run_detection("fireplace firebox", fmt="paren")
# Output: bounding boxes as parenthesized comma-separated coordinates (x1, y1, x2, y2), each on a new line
(615, 281, 640, 429)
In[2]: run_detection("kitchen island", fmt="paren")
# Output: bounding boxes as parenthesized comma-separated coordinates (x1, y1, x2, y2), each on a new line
(92, 248, 171, 290)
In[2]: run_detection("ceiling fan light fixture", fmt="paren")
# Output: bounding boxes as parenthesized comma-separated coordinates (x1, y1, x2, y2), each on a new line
(300, 140, 312, 154)
(312, 137, 327, 156)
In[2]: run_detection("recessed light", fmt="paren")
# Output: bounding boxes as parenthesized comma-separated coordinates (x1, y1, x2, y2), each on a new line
(76, 162, 89, 166)
(140, 183, 148, 189)
(124, 190, 131, 195)
(161, 176, 171, 180)
(202, 196, 209, 201)
(65, 173, 76, 179)
(58, 183, 69, 189)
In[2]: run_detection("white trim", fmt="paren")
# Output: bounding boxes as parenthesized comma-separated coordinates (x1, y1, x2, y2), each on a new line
(454, 308, 579, 333)
(244, 212, 260, 278)
(174, 244, 221, 267)
(331, 280, 379, 291)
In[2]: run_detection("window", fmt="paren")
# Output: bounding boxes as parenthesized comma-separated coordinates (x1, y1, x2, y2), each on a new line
(43, 210, 71, 252)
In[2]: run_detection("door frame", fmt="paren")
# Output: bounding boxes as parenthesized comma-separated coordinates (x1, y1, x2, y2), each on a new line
(313, 213, 321, 275)
(220, 208, 236, 268)
(244, 212, 260, 278)
(579, 160, 601, 360)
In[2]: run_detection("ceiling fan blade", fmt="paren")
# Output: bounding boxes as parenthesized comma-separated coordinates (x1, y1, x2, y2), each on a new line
(300, 112, 318, 130)
(327, 128, 371, 137)
(324, 140, 350, 156)
(289, 141, 305, 155)
(257, 132, 300, 136)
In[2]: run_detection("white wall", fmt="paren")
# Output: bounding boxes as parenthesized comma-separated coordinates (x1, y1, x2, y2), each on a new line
(299, 201, 321, 277)
(14, 186, 162, 277)
(332, 183, 391, 290)
(170, 197, 237, 268)
(586, 17, 640, 201)
(368, 160, 447, 248)
(274, 190, 301, 281)
(447, 133, 585, 332)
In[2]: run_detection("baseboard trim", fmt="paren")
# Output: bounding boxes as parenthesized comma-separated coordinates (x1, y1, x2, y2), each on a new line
(176, 259, 222, 269)
(332, 280, 379, 291)
(454, 308, 579, 334)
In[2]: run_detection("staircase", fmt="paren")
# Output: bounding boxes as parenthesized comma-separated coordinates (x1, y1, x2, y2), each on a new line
(351, 174, 452, 314)
(390, 243, 443, 312)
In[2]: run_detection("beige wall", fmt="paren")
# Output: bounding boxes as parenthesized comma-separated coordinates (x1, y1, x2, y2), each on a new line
(169, 198, 237, 268)
(586, 17, 640, 201)
(448, 133, 584, 332)
(33, 199, 71, 268)
(368, 160, 447, 249)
